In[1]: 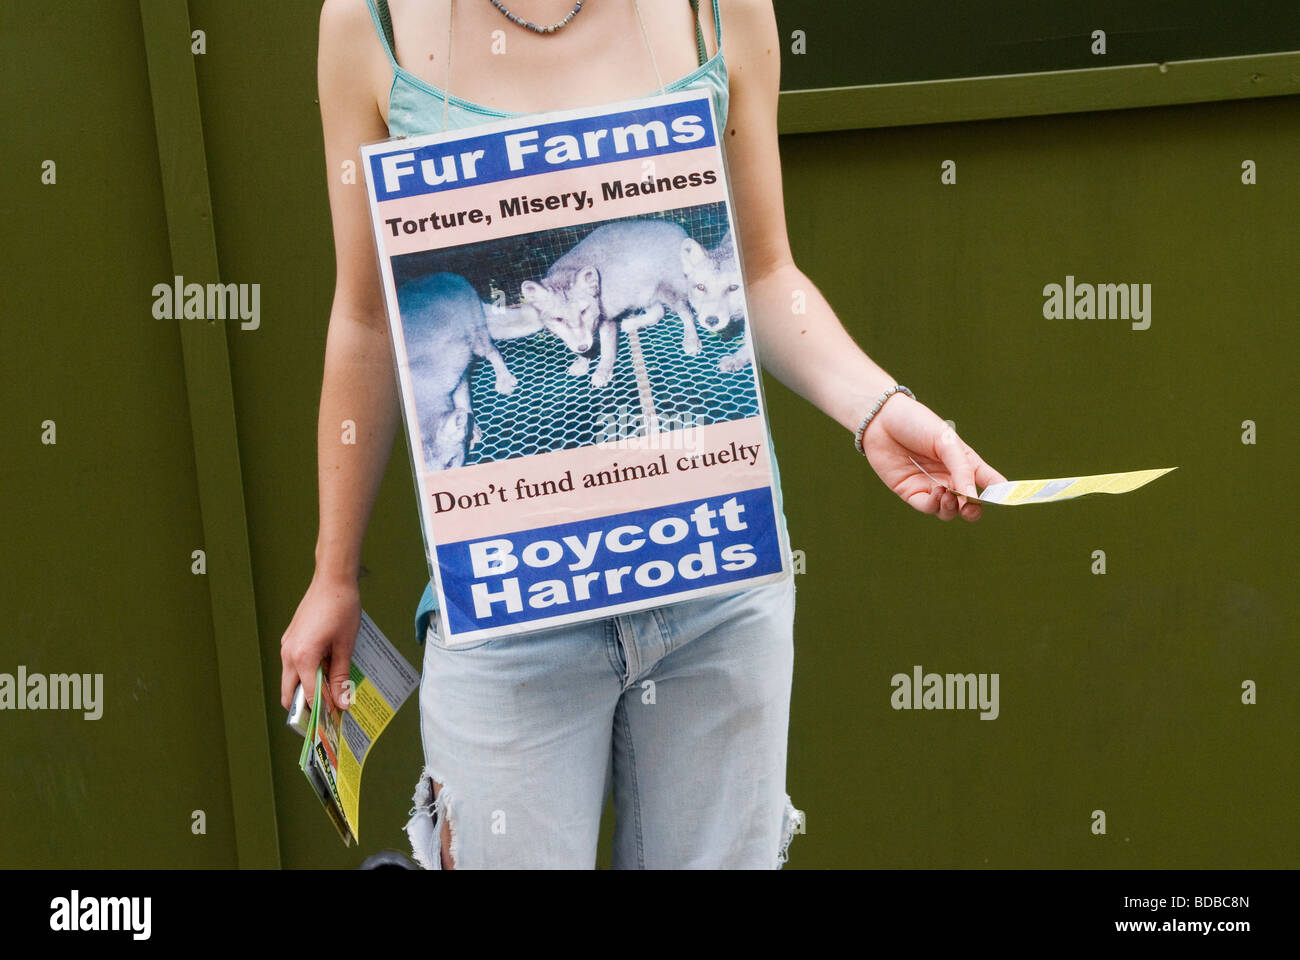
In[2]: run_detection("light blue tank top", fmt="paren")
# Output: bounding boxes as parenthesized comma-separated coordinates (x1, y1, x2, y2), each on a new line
(361, 1, 788, 646)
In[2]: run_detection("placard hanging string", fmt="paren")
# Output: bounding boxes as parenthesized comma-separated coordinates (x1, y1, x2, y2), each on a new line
(633, 0, 667, 95)
(444, 0, 454, 130)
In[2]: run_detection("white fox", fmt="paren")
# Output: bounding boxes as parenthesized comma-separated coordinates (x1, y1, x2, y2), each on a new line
(519, 219, 698, 387)
(401, 272, 517, 470)
(681, 229, 751, 373)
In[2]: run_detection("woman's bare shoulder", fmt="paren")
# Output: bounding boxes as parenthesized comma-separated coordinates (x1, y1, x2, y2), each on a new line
(717, 0, 781, 89)
(319, 0, 372, 38)
(718, 0, 777, 29)
(718, 0, 775, 17)
(717, 0, 778, 51)
(318, 0, 391, 116)
(318, 0, 386, 72)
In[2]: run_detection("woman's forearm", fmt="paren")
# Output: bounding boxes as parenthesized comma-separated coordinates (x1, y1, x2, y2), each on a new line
(746, 262, 897, 435)
(313, 311, 403, 582)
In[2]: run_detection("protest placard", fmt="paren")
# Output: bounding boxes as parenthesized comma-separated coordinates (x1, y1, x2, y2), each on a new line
(361, 88, 791, 645)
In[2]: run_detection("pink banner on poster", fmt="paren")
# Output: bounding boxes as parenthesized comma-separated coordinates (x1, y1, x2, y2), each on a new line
(373, 148, 725, 256)
(423, 417, 773, 543)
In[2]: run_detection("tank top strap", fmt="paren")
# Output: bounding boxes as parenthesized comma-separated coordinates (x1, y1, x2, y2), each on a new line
(690, 0, 724, 67)
(367, 0, 399, 73)
(689, 1, 707, 67)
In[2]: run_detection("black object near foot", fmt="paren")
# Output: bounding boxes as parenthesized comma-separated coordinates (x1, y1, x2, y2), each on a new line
(360, 849, 419, 870)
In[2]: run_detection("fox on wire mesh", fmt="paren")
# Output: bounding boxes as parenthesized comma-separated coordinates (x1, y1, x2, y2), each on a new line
(680, 229, 751, 372)
(400, 272, 520, 470)
(520, 219, 701, 387)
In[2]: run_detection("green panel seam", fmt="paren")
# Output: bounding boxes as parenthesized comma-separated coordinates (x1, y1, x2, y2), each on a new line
(138, 0, 281, 869)
(778, 50, 1300, 134)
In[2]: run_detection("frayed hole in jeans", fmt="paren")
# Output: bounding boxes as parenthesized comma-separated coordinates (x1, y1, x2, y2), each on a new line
(405, 768, 457, 869)
(777, 794, 805, 867)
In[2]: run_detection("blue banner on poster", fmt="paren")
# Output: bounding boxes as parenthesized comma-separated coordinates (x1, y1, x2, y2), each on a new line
(368, 96, 717, 202)
(438, 487, 783, 634)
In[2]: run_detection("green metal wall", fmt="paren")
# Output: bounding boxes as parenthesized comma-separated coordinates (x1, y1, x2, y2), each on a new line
(1, 0, 240, 867)
(2, 0, 1295, 868)
(774, 95, 1298, 867)
(774, 0, 1300, 89)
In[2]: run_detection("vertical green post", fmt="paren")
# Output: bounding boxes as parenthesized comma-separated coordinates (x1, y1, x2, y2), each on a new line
(138, 0, 281, 869)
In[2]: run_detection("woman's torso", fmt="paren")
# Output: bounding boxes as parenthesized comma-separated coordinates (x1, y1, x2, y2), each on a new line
(362, 1, 756, 643)
(365, 0, 729, 137)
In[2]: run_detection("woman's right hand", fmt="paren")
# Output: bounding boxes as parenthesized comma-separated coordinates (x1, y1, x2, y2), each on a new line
(279, 571, 362, 713)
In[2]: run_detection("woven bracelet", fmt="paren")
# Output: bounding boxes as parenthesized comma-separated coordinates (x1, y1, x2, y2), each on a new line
(853, 385, 915, 455)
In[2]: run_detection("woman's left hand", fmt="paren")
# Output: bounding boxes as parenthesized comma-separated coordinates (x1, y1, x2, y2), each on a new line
(859, 393, 1007, 522)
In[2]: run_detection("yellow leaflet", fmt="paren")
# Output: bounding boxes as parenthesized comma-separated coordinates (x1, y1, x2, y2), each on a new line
(1001, 478, 1053, 504)
(976, 467, 1177, 505)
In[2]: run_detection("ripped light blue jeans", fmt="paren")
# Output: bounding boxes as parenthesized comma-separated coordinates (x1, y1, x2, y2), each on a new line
(405, 573, 802, 869)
